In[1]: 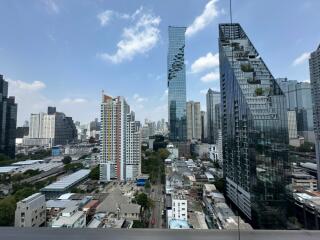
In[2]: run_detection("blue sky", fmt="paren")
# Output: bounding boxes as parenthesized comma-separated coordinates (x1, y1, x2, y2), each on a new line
(1, 0, 319, 125)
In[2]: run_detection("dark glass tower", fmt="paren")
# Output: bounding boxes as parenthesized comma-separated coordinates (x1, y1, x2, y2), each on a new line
(0, 75, 17, 158)
(167, 26, 187, 142)
(309, 44, 320, 190)
(219, 24, 289, 229)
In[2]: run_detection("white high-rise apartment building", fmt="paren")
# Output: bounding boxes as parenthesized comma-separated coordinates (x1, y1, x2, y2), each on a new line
(100, 94, 141, 182)
(25, 108, 76, 146)
(186, 101, 201, 140)
(287, 111, 298, 139)
(126, 112, 141, 180)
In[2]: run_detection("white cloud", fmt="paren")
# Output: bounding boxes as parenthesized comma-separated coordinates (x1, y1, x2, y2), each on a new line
(200, 89, 208, 95)
(191, 52, 219, 73)
(98, 8, 161, 64)
(133, 93, 148, 103)
(97, 10, 114, 26)
(292, 52, 310, 66)
(97, 10, 131, 27)
(42, 0, 59, 14)
(186, 0, 219, 37)
(7, 78, 97, 125)
(201, 71, 220, 82)
(8, 79, 46, 91)
(61, 98, 88, 104)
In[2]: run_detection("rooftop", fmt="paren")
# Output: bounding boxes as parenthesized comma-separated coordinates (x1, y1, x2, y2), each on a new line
(169, 219, 190, 229)
(12, 160, 44, 165)
(52, 210, 85, 227)
(20, 193, 44, 203)
(0, 166, 19, 173)
(42, 169, 90, 191)
(46, 199, 78, 209)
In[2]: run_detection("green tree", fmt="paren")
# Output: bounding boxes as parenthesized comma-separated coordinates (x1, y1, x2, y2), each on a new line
(0, 196, 16, 226)
(132, 220, 146, 228)
(92, 148, 99, 153)
(62, 156, 72, 165)
(298, 142, 315, 152)
(214, 178, 225, 193)
(144, 180, 151, 190)
(64, 163, 83, 172)
(158, 148, 170, 160)
(88, 137, 96, 143)
(135, 193, 149, 209)
(89, 165, 100, 180)
(23, 169, 41, 177)
(71, 187, 85, 194)
(255, 87, 264, 96)
(14, 187, 36, 202)
(0, 153, 11, 162)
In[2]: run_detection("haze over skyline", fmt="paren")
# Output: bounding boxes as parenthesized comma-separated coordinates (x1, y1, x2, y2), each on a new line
(1, 0, 319, 125)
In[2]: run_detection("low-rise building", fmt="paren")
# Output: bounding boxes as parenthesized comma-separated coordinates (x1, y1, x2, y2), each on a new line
(96, 188, 141, 221)
(46, 199, 79, 223)
(167, 144, 179, 159)
(15, 193, 46, 227)
(41, 169, 90, 199)
(168, 219, 190, 229)
(202, 184, 251, 230)
(291, 191, 320, 229)
(51, 206, 86, 228)
(292, 172, 318, 191)
(168, 193, 187, 224)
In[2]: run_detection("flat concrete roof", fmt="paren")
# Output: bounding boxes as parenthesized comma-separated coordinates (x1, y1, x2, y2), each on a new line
(0, 228, 320, 240)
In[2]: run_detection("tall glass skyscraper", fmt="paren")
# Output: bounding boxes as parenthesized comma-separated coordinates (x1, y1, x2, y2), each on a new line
(167, 26, 187, 142)
(0, 75, 17, 158)
(309, 44, 320, 190)
(219, 24, 289, 229)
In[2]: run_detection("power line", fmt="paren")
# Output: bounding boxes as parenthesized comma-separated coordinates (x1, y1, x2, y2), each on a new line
(228, 0, 241, 239)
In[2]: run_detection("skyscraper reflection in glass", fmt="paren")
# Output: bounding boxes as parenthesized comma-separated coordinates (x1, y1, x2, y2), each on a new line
(167, 26, 187, 142)
(219, 23, 289, 229)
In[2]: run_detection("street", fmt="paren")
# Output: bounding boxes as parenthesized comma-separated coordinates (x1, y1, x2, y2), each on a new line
(149, 183, 164, 228)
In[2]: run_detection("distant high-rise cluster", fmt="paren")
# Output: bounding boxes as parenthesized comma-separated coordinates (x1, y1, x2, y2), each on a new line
(219, 23, 288, 228)
(167, 26, 187, 142)
(276, 78, 314, 143)
(0, 75, 17, 158)
(100, 94, 141, 182)
(24, 107, 77, 147)
(206, 89, 221, 144)
(309, 44, 320, 190)
(141, 118, 168, 142)
(186, 101, 201, 141)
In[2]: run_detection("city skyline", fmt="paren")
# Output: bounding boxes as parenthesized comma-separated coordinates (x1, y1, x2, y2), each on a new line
(1, 0, 319, 125)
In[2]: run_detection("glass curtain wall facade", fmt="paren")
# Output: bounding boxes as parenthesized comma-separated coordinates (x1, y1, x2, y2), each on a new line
(167, 26, 187, 142)
(309, 44, 320, 190)
(219, 23, 289, 229)
(0, 75, 17, 158)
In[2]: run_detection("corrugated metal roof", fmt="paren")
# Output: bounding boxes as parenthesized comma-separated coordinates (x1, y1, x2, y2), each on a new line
(42, 169, 90, 191)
